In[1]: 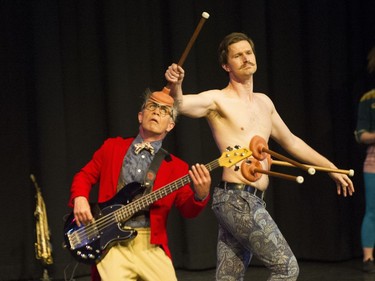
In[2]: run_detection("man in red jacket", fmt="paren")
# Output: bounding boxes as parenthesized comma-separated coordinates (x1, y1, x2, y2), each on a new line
(69, 89, 211, 281)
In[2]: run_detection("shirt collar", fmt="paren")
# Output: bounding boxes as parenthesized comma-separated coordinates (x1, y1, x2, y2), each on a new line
(133, 134, 163, 153)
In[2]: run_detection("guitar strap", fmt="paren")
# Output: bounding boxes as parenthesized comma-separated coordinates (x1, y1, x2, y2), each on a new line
(143, 147, 170, 194)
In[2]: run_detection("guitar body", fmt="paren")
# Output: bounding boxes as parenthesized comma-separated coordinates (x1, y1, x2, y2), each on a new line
(63, 182, 146, 264)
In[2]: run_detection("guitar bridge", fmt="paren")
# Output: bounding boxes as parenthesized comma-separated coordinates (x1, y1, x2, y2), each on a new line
(67, 226, 100, 250)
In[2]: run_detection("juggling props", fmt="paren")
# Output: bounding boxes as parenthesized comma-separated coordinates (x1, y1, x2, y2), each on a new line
(249, 135, 354, 178)
(241, 157, 304, 184)
(159, 11, 210, 98)
(250, 135, 316, 175)
(271, 160, 355, 177)
(177, 12, 210, 67)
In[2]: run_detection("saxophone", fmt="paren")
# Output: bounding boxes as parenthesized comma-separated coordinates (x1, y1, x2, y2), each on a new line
(31, 174, 53, 265)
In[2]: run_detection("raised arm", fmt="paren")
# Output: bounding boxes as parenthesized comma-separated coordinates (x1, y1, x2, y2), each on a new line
(165, 63, 216, 118)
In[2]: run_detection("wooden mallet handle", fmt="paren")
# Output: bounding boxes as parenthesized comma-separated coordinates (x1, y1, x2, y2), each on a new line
(271, 160, 355, 177)
(164, 12, 210, 93)
(250, 135, 315, 175)
(178, 12, 210, 67)
(241, 158, 304, 184)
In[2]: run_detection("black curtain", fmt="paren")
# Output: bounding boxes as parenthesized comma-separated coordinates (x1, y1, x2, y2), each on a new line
(1, 0, 374, 280)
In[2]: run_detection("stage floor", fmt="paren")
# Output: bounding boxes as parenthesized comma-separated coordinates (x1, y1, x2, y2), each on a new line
(175, 259, 374, 281)
(70, 258, 375, 281)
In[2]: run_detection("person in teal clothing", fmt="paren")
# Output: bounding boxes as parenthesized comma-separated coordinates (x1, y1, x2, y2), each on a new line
(355, 45, 375, 273)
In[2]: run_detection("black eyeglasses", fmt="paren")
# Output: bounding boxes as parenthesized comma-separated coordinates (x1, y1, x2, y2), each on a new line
(144, 102, 173, 117)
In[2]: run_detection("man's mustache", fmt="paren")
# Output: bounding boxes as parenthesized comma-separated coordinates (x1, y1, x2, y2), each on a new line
(240, 62, 255, 69)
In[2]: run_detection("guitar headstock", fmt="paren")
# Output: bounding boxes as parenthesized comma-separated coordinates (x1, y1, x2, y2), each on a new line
(218, 146, 252, 168)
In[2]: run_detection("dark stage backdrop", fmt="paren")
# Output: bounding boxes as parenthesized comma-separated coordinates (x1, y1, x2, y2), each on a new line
(1, 0, 374, 280)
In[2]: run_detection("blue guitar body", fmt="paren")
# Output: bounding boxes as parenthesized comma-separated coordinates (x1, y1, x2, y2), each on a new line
(63, 182, 145, 264)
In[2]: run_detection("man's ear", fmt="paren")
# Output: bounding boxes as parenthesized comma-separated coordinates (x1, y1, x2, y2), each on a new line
(138, 111, 143, 124)
(166, 120, 175, 133)
(222, 64, 230, 72)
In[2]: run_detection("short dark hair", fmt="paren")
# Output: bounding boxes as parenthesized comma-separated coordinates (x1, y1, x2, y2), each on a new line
(218, 32, 255, 65)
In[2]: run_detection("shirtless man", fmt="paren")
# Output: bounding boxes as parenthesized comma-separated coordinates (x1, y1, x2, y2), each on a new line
(165, 32, 354, 281)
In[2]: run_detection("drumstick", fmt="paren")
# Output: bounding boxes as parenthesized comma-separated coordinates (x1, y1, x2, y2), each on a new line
(163, 12, 210, 92)
(256, 169, 304, 184)
(250, 135, 316, 175)
(271, 160, 355, 177)
(241, 158, 304, 184)
(178, 12, 210, 67)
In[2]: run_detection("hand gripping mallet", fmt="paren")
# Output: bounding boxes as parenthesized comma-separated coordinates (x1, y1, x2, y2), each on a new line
(162, 12, 210, 93)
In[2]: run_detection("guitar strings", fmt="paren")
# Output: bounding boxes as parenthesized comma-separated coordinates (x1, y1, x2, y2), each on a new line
(69, 176, 191, 246)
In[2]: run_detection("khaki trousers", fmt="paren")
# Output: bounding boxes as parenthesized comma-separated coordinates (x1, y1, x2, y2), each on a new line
(96, 228, 177, 281)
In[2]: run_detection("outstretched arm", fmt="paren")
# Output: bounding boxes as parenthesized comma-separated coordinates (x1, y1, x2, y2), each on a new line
(281, 134, 354, 197)
(269, 99, 354, 197)
(165, 63, 216, 118)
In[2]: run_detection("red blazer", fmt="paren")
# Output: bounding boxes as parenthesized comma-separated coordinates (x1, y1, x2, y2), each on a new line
(69, 137, 209, 259)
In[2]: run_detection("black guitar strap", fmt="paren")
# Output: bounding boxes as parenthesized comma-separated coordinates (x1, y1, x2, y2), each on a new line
(143, 147, 170, 193)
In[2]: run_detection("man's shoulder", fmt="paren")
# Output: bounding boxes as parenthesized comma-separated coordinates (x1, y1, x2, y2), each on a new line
(165, 153, 188, 168)
(360, 89, 375, 102)
(253, 91, 270, 99)
(198, 88, 223, 96)
(168, 153, 187, 163)
(253, 92, 273, 106)
(102, 136, 135, 147)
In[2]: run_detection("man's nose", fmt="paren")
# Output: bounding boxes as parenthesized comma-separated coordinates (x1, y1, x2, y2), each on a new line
(152, 106, 161, 115)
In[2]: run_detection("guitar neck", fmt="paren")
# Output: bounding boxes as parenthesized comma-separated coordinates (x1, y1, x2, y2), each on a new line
(116, 159, 220, 220)
(65, 147, 249, 254)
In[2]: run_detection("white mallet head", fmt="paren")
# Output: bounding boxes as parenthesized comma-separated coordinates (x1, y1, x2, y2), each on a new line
(296, 176, 304, 184)
(308, 167, 316, 175)
(202, 12, 210, 19)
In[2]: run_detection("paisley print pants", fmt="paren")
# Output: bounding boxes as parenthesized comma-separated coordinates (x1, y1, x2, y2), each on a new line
(212, 187, 299, 281)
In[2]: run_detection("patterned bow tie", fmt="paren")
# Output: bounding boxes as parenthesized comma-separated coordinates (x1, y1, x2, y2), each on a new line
(134, 142, 154, 155)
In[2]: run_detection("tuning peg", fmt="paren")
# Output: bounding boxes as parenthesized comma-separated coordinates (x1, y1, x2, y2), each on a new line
(234, 145, 241, 149)
(234, 165, 240, 171)
(226, 146, 233, 151)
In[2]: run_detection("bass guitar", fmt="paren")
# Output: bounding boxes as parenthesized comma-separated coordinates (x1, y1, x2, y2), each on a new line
(63, 146, 251, 264)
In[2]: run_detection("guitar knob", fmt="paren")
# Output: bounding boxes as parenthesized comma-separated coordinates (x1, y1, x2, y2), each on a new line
(80, 254, 88, 259)
(86, 245, 93, 250)
(88, 254, 96, 259)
